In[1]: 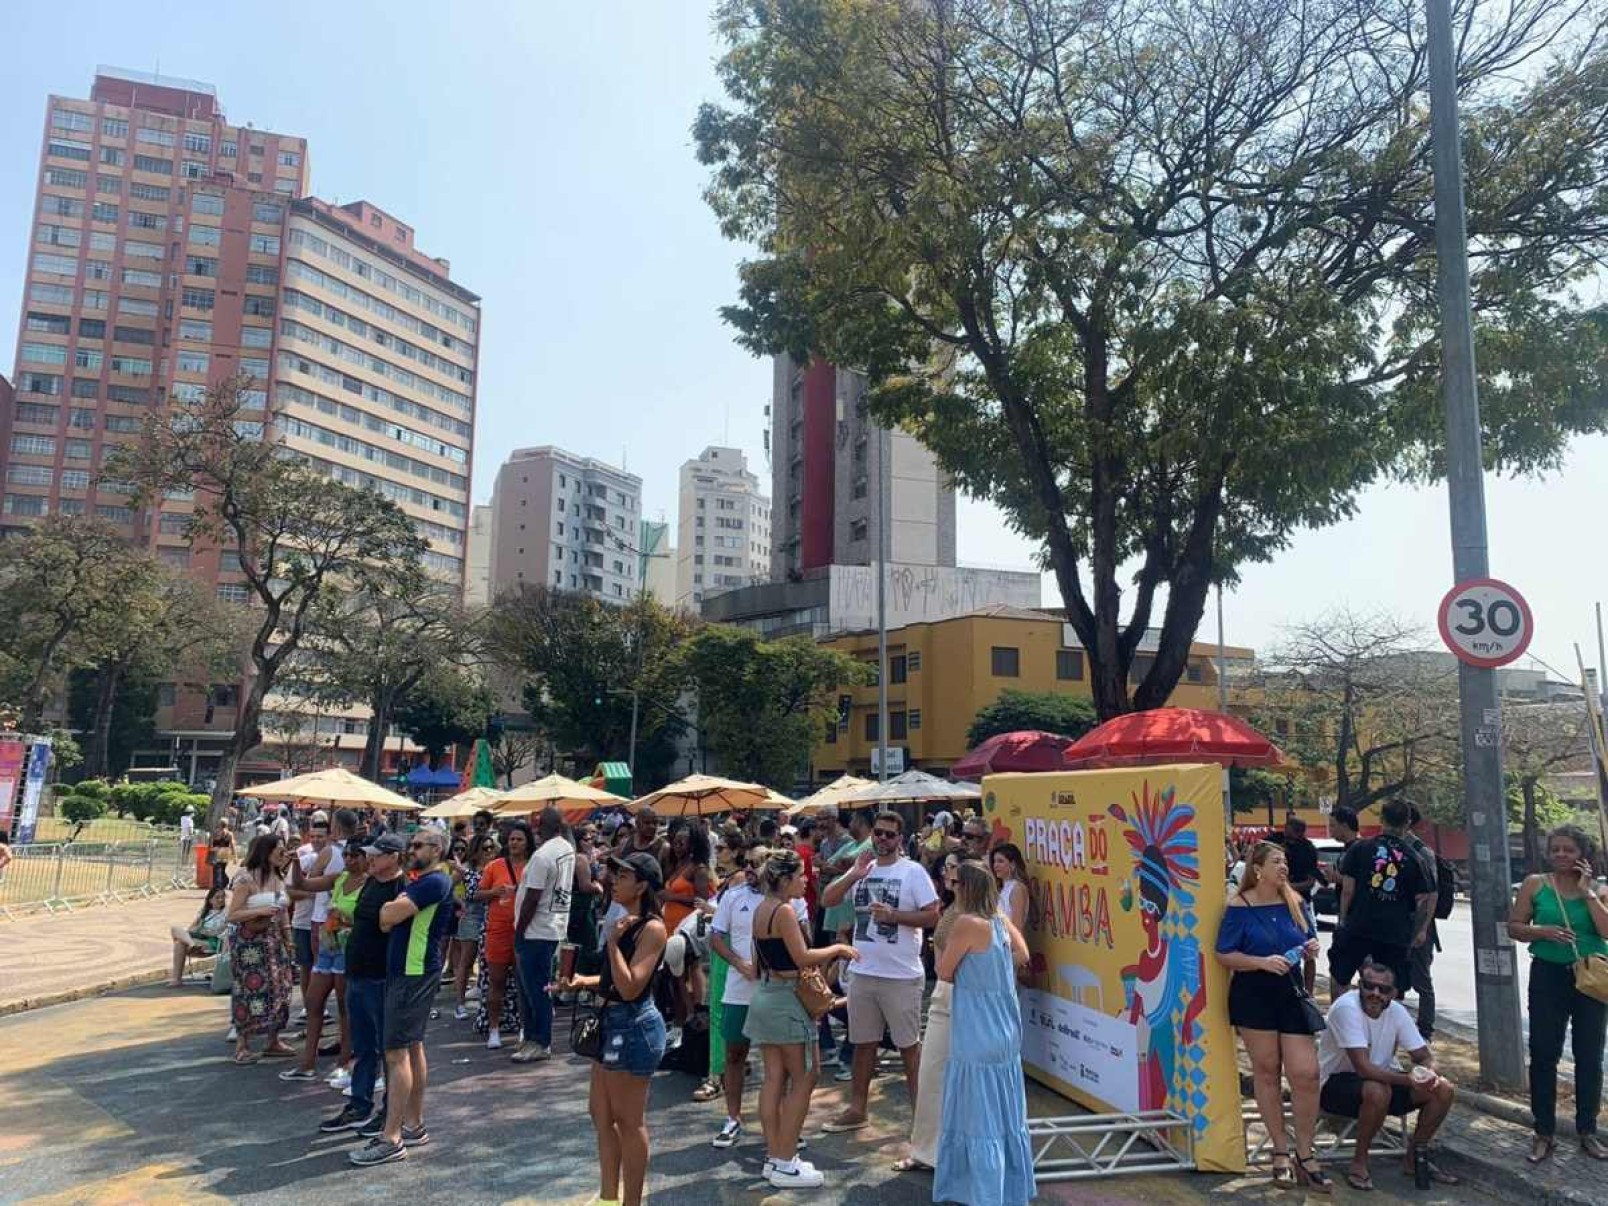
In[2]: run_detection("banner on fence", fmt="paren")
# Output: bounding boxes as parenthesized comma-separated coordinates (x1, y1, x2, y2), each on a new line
(0, 739, 25, 836)
(980, 764, 1245, 1173)
(16, 740, 51, 844)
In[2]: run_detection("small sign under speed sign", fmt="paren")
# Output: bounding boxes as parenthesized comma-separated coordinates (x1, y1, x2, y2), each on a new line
(1437, 577, 1533, 669)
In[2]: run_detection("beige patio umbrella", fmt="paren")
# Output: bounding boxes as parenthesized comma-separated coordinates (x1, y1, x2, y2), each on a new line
(421, 785, 507, 819)
(783, 773, 875, 818)
(629, 773, 772, 818)
(236, 766, 423, 812)
(839, 769, 981, 808)
(493, 773, 629, 820)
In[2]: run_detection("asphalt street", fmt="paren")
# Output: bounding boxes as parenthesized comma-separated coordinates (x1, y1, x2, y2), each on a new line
(0, 979, 1508, 1205)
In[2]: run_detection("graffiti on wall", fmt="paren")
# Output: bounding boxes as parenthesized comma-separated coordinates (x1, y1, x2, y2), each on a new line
(828, 562, 1041, 631)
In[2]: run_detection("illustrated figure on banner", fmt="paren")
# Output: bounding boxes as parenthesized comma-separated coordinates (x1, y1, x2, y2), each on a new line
(1111, 784, 1206, 1113)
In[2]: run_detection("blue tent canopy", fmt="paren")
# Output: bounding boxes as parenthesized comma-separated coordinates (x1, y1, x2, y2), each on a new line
(405, 765, 460, 788)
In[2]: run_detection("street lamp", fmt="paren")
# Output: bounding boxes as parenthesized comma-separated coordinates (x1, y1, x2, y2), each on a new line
(606, 528, 653, 794)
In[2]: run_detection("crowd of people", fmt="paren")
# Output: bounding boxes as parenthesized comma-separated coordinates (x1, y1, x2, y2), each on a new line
(176, 785, 1608, 1199)
(183, 801, 1040, 1203)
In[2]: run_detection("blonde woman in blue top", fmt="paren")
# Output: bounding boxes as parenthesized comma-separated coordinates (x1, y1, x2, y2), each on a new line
(1508, 824, 1608, 1163)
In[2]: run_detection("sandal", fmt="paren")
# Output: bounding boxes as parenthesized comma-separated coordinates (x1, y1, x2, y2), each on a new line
(260, 1045, 297, 1059)
(1581, 1135, 1608, 1161)
(823, 1113, 869, 1133)
(1269, 1154, 1296, 1189)
(1527, 1136, 1556, 1164)
(690, 1079, 721, 1102)
(1294, 1153, 1332, 1195)
(1344, 1168, 1374, 1192)
(893, 1156, 931, 1173)
(232, 1051, 260, 1065)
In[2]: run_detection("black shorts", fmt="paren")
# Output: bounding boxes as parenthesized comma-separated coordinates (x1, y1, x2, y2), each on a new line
(1320, 1071, 1415, 1118)
(292, 926, 314, 969)
(1328, 930, 1409, 993)
(382, 974, 436, 1050)
(1228, 969, 1320, 1035)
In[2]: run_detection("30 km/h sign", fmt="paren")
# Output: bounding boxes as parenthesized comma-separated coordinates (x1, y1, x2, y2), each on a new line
(1437, 577, 1533, 668)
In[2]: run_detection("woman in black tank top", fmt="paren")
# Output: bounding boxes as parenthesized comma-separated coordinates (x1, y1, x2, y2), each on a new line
(745, 849, 859, 1189)
(552, 852, 666, 1206)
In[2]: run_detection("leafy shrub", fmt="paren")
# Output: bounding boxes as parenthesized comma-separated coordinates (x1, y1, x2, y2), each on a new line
(72, 779, 111, 801)
(59, 793, 109, 824)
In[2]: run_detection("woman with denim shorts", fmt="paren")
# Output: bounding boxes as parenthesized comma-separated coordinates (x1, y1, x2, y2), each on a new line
(554, 851, 667, 1206)
(279, 846, 367, 1086)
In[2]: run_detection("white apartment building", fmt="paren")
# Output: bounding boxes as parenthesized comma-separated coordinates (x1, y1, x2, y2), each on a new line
(675, 445, 771, 610)
(489, 446, 641, 603)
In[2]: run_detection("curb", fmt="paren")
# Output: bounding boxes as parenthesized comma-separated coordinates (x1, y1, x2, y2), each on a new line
(0, 966, 171, 1019)
(1436, 1140, 1597, 1206)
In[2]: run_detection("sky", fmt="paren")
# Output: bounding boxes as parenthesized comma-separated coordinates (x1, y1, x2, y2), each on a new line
(2, 1, 1604, 682)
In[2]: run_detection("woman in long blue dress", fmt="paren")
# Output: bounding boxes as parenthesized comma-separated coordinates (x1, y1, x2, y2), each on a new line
(935, 860, 1035, 1206)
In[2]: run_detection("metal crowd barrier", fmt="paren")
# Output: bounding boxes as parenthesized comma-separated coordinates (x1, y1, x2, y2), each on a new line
(0, 838, 195, 920)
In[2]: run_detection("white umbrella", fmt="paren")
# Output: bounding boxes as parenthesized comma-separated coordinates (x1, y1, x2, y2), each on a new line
(421, 786, 506, 819)
(494, 773, 629, 818)
(237, 766, 422, 812)
(629, 773, 772, 818)
(840, 770, 981, 808)
(783, 774, 875, 818)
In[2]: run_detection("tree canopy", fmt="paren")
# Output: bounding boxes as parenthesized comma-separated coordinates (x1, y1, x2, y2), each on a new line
(686, 625, 870, 788)
(966, 688, 1098, 749)
(698, 0, 1608, 719)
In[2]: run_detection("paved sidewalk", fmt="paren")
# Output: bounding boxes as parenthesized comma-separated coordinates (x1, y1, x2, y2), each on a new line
(0, 889, 207, 1015)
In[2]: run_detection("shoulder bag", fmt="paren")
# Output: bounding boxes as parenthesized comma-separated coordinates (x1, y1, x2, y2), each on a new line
(1548, 875, 1608, 1004)
(1237, 892, 1326, 1033)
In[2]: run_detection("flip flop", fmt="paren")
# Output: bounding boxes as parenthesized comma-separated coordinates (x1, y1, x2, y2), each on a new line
(1345, 1170, 1374, 1191)
(260, 1046, 297, 1059)
(232, 1052, 261, 1065)
(823, 1116, 869, 1133)
(892, 1157, 931, 1172)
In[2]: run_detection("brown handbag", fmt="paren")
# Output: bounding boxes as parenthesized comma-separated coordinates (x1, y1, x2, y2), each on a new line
(1551, 876, 1608, 1005)
(756, 901, 837, 1021)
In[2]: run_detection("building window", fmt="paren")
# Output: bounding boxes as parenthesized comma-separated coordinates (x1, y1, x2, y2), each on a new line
(991, 646, 1021, 677)
(849, 518, 868, 542)
(99, 146, 124, 166)
(909, 709, 922, 730)
(249, 233, 280, 255)
(1129, 654, 1156, 683)
(132, 154, 173, 175)
(279, 150, 302, 167)
(217, 584, 250, 604)
(243, 295, 275, 317)
(825, 721, 838, 744)
(189, 224, 221, 246)
(864, 712, 879, 741)
(102, 118, 128, 138)
(1056, 649, 1084, 681)
(890, 710, 908, 740)
(890, 654, 907, 684)
(179, 318, 213, 341)
(181, 287, 216, 310)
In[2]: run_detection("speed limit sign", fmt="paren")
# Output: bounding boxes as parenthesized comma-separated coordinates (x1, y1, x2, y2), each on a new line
(1437, 577, 1533, 668)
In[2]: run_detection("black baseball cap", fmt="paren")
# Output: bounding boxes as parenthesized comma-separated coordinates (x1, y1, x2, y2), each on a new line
(608, 851, 664, 891)
(362, 832, 407, 856)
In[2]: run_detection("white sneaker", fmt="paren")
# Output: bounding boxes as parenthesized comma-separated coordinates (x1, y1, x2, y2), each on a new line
(486, 1030, 503, 1050)
(454, 1005, 469, 1021)
(327, 1069, 351, 1091)
(665, 1025, 683, 1049)
(225, 1025, 238, 1043)
(766, 1160, 823, 1188)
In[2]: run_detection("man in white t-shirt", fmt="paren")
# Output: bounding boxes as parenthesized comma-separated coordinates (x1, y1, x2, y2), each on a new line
(819, 810, 939, 1132)
(511, 808, 575, 1063)
(288, 815, 324, 1015)
(1318, 959, 1458, 1190)
(179, 808, 195, 856)
(707, 843, 810, 1150)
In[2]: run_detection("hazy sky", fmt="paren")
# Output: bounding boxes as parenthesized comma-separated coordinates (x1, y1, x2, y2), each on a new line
(2, 2, 1603, 680)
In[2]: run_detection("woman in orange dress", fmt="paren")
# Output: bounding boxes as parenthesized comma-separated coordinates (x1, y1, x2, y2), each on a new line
(661, 822, 715, 1039)
(476, 821, 531, 1049)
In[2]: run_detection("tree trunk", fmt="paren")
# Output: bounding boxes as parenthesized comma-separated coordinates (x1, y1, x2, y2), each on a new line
(84, 662, 124, 780)
(1522, 778, 1541, 876)
(363, 687, 395, 782)
(210, 674, 267, 828)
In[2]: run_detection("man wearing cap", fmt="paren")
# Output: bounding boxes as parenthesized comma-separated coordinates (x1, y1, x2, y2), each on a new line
(349, 827, 455, 1165)
(627, 807, 670, 869)
(320, 832, 406, 1140)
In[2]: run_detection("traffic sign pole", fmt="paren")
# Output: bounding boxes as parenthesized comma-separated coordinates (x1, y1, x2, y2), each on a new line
(1427, 0, 1526, 1090)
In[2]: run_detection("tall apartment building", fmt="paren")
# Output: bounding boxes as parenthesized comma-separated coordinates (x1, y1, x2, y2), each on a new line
(4, 68, 480, 782)
(768, 356, 955, 579)
(675, 445, 770, 609)
(488, 446, 641, 603)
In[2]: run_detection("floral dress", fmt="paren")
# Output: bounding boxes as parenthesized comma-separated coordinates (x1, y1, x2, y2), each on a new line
(472, 863, 520, 1036)
(231, 882, 293, 1037)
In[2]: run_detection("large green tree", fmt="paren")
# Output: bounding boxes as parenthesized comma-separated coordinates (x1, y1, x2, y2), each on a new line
(112, 376, 427, 821)
(698, 0, 1608, 720)
(393, 665, 492, 766)
(686, 625, 869, 788)
(965, 688, 1098, 749)
(0, 515, 153, 730)
(487, 585, 693, 787)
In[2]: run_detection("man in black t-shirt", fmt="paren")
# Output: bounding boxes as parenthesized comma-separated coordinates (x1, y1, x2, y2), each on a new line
(1330, 799, 1436, 999)
(319, 833, 405, 1136)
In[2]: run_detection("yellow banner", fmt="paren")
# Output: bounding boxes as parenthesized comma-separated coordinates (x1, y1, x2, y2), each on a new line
(982, 764, 1246, 1173)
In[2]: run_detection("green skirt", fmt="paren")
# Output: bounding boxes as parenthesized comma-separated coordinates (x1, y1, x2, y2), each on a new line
(743, 977, 817, 1069)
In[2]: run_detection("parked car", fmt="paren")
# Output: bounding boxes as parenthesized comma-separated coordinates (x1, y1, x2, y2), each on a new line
(1310, 837, 1346, 925)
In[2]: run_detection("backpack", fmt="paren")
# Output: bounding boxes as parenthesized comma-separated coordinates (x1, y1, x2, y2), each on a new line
(1434, 857, 1457, 920)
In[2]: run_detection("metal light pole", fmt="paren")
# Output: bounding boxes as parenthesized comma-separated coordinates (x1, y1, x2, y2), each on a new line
(614, 529, 650, 795)
(1427, 0, 1525, 1089)
(876, 423, 890, 782)
(1215, 584, 1228, 714)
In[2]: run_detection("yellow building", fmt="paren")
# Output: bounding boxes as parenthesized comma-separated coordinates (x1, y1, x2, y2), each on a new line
(813, 604, 1255, 781)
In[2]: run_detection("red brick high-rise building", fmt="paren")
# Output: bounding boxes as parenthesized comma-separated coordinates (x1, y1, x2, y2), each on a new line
(4, 68, 479, 782)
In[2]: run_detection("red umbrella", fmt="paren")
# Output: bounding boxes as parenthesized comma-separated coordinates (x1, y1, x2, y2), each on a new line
(1060, 707, 1286, 770)
(951, 730, 1077, 780)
